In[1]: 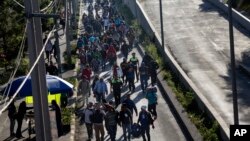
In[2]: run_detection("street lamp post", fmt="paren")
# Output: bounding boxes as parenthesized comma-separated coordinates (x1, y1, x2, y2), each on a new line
(159, 0, 165, 51)
(228, 0, 239, 125)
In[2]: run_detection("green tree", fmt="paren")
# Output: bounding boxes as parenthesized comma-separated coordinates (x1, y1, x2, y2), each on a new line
(0, 0, 25, 72)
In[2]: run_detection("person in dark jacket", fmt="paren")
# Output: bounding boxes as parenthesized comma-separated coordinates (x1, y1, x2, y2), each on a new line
(139, 62, 149, 93)
(8, 100, 16, 137)
(120, 58, 129, 84)
(15, 101, 33, 138)
(122, 94, 138, 117)
(111, 76, 123, 107)
(137, 106, 155, 141)
(142, 52, 153, 68)
(121, 42, 129, 59)
(47, 61, 58, 75)
(126, 64, 135, 93)
(119, 103, 132, 141)
(51, 100, 63, 137)
(104, 104, 119, 141)
(149, 60, 159, 86)
(92, 104, 105, 141)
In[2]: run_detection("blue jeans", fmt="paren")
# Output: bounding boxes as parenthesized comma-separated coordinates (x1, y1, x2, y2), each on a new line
(122, 124, 131, 141)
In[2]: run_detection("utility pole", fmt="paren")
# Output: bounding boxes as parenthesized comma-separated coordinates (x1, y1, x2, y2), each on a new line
(159, 0, 165, 51)
(53, 5, 62, 77)
(24, 0, 52, 140)
(228, 0, 239, 125)
(72, 0, 76, 29)
(65, 0, 72, 65)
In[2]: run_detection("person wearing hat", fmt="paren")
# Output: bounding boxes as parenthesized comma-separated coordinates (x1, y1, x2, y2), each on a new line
(104, 104, 119, 141)
(137, 106, 155, 141)
(78, 75, 90, 107)
(81, 102, 94, 141)
(129, 52, 139, 82)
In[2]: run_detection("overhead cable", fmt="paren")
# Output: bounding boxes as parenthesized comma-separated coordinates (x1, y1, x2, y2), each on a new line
(0, 21, 28, 105)
(13, 0, 25, 8)
(0, 27, 55, 116)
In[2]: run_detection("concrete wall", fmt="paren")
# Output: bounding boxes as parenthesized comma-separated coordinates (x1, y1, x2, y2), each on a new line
(123, 0, 230, 140)
(207, 0, 250, 32)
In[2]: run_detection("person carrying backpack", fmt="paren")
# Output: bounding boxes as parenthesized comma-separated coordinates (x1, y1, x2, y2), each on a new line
(137, 106, 155, 141)
(145, 86, 158, 120)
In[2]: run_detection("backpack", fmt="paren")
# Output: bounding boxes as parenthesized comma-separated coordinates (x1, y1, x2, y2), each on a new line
(131, 123, 142, 138)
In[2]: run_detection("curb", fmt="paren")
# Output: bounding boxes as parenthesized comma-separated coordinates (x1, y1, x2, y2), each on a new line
(136, 45, 203, 141)
(69, 0, 84, 140)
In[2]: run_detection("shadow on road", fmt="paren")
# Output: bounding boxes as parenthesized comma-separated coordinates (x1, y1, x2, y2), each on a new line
(199, 0, 250, 37)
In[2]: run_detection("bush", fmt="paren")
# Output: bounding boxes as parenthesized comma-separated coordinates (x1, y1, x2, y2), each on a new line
(61, 107, 74, 125)
(16, 57, 29, 77)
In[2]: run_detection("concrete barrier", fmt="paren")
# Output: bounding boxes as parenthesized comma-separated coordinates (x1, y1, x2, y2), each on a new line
(123, 0, 230, 140)
(207, 0, 250, 32)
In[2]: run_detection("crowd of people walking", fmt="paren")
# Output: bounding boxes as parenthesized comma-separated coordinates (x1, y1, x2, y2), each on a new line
(77, 0, 159, 141)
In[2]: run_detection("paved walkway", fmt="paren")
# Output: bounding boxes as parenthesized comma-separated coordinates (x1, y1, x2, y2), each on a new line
(73, 0, 187, 141)
(75, 47, 187, 141)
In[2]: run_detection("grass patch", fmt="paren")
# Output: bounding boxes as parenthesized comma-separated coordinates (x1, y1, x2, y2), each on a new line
(116, 1, 221, 140)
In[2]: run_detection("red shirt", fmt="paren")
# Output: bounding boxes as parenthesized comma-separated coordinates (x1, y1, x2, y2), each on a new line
(82, 68, 92, 81)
